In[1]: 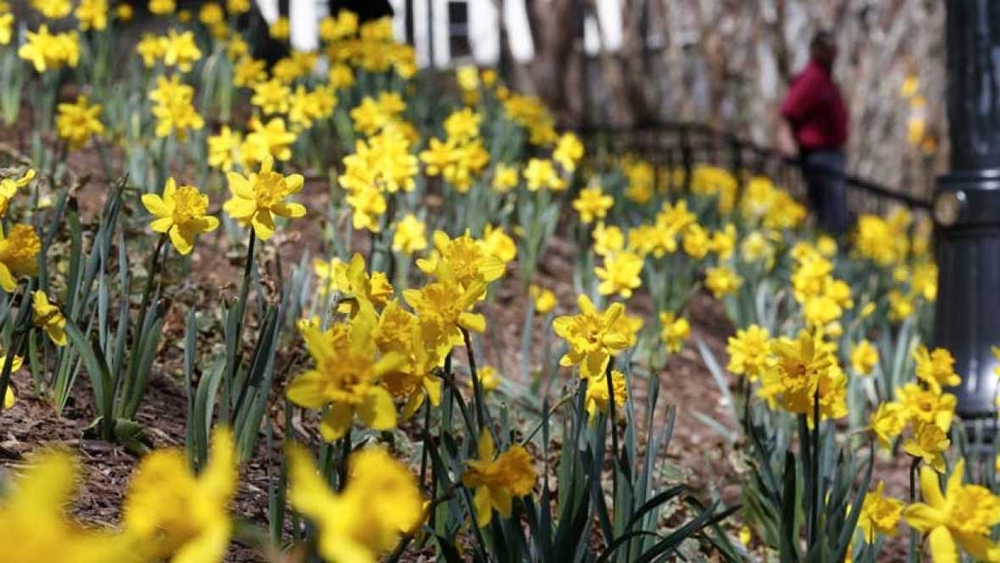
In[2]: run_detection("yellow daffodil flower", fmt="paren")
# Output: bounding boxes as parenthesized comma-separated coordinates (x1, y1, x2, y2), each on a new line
(0, 224, 40, 292)
(0, 449, 140, 563)
(857, 481, 904, 542)
(288, 445, 424, 562)
(56, 95, 104, 151)
(904, 459, 1000, 562)
(529, 284, 557, 314)
(18, 25, 80, 73)
(553, 294, 639, 378)
(595, 251, 643, 298)
(0, 168, 35, 218)
(123, 428, 236, 562)
(223, 155, 306, 241)
(870, 401, 906, 450)
(74, 0, 108, 31)
(286, 307, 403, 441)
(461, 429, 536, 527)
(903, 421, 950, 473)
(850, 339, 879, 376)
(573, 185, 613, 225)
(912, 346, 961, 394)
(727, 324, 771, 381)
(142, 178, 219, 255)
(392, 213, 428, 255)
(659, 312, 690, 353)
(704, 265, 743, 299)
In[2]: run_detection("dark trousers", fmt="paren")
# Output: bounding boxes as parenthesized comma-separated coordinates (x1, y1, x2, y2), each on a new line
(800, 150, 847, 236)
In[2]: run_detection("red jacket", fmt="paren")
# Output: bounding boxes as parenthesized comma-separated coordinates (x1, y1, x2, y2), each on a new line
(781, 61, 848, 151)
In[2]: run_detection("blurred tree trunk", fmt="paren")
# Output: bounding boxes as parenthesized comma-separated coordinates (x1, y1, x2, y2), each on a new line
(521, 0, 583, 119)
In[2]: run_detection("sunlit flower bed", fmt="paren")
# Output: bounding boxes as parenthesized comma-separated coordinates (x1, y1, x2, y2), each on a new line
(0, 2, 997, 562)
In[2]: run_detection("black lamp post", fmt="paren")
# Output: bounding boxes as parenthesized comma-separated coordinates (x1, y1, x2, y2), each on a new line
(932, 0, 1000, 441)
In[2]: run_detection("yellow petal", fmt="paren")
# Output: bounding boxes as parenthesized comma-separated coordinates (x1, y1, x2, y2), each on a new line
(319, 406, 354, 442)
(920, 466, 946, 507)
(927, 526, 959, 563)
(286, 370, 328, 409)
(141, 194, 170, 217)
(0, 263, 17, 292)
(168, 226, 195, 255)
(250, 210, 276, 240)
(286, 443, 338, 520)
(473, 485, 493, 527)
(903, 504, 945, 533)
(358, 386, 397, 431)
(226, 172, 254, 198)
(274, 202, 306, 219)
(149, 216, 174, 233)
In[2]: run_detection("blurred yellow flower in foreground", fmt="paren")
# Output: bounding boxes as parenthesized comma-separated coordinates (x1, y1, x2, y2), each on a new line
(0, 449, 139, 563)
(462, 429, 536, 527)
(142, 178, 220, 255)
(224, 155, 306, 241)
(124, 428, 236, 563)
(288, 445, 424, 563)
(904, 459, 1000, 563)
(0, 13, 12, 45)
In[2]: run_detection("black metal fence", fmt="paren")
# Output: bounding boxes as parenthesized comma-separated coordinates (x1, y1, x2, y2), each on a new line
(578, 121, 931, 216)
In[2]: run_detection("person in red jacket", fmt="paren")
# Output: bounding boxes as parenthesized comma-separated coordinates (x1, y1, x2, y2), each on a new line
(779, 30, 849, 235)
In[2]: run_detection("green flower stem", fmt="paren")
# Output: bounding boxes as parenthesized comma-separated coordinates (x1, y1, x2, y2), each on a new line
(462, 328, 492, 437)
(809, 392, 821, 550)
(908, 457, 920, 563)
(605, 358, 621, 508)
(222, 229, 256, 425)
(336, 428, 351, 493)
